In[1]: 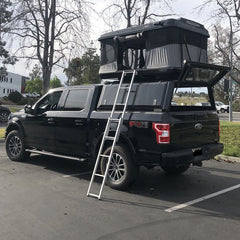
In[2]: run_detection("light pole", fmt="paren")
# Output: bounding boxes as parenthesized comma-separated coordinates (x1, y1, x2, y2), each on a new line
(229, 29, 233, 122)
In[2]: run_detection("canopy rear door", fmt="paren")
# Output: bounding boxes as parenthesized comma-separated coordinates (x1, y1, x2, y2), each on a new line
(178, 61, 230, 87)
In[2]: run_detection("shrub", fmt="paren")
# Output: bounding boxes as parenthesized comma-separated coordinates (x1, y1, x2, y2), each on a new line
(7, 91, 22, 103)
(233, 100, 240, 112)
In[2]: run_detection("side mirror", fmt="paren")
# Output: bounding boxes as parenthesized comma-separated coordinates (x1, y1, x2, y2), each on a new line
(24, 105, 33, 114)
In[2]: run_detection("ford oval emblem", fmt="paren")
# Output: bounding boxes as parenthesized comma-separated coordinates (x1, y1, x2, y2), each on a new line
(195, 123, 203, 130)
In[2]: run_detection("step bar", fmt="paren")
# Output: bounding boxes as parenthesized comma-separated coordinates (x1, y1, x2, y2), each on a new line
(26, 149, 86, 162)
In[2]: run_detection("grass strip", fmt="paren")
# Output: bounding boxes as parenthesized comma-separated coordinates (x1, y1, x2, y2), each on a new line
(220, 121, 240, 158)
(0, 128, 5, 139)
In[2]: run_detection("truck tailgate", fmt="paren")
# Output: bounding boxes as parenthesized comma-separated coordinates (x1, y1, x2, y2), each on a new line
(169, 111, 219, 149)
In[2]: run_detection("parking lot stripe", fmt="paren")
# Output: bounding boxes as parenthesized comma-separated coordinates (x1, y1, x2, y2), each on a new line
(165, 183, 240, 213)
(63, 171, 92, 178)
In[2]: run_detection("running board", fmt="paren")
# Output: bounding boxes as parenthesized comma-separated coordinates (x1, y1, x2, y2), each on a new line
(26, 149, 87, 162)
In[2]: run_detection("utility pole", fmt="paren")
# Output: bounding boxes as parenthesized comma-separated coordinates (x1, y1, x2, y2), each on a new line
(229, 26, 233, 122)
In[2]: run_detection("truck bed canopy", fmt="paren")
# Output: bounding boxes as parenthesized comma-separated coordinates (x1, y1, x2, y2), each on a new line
(99, 18, 209, 80)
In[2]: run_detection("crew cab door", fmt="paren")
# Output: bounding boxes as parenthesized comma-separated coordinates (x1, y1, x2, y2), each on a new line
(54, 87, 91, 157)
(23, 90, 63, 152)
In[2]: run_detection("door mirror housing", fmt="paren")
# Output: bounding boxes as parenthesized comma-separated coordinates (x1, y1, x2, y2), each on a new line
(24, 105, 34, 114)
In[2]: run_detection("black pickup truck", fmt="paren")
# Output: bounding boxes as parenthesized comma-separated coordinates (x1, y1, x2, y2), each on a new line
(5, 62, 228, 190)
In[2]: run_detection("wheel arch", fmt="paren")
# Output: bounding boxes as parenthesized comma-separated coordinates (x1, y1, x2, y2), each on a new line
(93, 133, 136, 163)
(5, 122, 25, 140)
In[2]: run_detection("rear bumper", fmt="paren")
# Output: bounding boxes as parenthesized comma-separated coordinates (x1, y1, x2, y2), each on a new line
(161, 143, 223, 167)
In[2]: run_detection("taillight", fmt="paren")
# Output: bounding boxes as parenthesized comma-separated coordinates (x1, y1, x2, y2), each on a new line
(152, 123, 170, 144)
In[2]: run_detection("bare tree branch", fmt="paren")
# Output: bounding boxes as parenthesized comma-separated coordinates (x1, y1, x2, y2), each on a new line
(10, 0, 91, 93)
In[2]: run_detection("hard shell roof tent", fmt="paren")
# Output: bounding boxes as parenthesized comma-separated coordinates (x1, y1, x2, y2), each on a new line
(99, 18, 210, 80)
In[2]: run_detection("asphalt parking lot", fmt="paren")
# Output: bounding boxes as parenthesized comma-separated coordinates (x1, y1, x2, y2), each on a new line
(0, 142, 239, 240)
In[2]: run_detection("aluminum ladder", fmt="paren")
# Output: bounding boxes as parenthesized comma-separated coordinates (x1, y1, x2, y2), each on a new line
(87, 70, 136, 199)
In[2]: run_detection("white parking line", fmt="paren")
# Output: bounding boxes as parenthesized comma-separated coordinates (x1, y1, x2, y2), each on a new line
(63, 171, 92, 178)
(165, 183, 240, 213)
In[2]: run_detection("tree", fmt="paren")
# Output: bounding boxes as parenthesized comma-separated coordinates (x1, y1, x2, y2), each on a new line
(64, 48, 100, 85)
(200, 1, 240, 106)
(0, 0, 16, 75)
(29, 64, 42, 80)
(102, 0, 173, 29)
(11, 0, 90, 94)
(25, 77, 43, 95)
(50, 76, 62, 89)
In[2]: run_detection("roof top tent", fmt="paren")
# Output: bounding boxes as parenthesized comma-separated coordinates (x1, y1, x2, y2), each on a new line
(98, 18, 210, 81)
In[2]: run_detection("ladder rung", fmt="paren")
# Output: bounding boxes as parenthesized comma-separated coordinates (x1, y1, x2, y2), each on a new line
(104, 136, 115, 140)
(94, 173, 104, 178)
(116, 103, 125, 106)
(88, 193, 100, 198)
(100, 154, 110, 158)
(109, 118, 120, 122)
(120, 86, 129, 89)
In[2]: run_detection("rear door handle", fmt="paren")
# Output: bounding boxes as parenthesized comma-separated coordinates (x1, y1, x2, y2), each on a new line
(75, 119, 84, 126)
(48, 118, 55, 125)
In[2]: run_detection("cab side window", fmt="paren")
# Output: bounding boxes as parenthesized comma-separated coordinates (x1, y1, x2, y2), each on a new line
(63, 89, 89, 111)
(36, 91, 62, 113)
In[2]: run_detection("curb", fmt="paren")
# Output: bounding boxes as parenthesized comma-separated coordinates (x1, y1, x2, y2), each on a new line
(215, 155, 240, 163)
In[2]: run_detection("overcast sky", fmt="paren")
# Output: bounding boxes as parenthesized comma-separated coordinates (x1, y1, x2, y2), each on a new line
(7, 0, 218, 83)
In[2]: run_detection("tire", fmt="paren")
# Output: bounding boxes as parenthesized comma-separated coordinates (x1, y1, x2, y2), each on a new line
(100, 144, 138, 190)
(0, 111, 10, 123)
(5, 130, 30, 162)
(161, 164, 190, 175)
(220, 108, 225, 113)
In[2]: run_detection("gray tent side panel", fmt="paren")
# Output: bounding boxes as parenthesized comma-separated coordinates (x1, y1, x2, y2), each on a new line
(145, 44, 207, 69)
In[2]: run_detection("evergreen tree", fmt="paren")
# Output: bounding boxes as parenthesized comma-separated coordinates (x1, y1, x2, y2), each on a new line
(50, 76, 62, 89)
(64, 48, 100, 85)
(0, 0, 16, 74)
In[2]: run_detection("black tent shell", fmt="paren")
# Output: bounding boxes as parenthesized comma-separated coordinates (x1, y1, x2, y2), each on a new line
(98, 18, 210, 80)
(99, 18, 209, 40)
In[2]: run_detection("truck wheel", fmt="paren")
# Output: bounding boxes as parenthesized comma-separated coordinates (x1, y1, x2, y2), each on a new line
(5, 130, 30, 162)
(220, 108, 225, 113)
(0, 111, 9, 122)
(100, 144, 137, 190)
(161, 164, 190, 175)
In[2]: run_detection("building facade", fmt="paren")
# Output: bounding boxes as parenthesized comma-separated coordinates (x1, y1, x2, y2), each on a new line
(0, 72, 29, 98)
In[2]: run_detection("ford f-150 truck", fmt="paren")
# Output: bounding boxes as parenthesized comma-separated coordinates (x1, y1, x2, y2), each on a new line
(5, 61, 229, 190)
